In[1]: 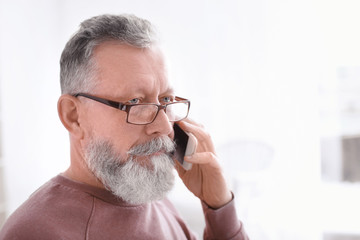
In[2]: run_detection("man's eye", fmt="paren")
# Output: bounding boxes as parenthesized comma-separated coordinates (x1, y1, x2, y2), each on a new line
(162, 96, 173, 103)
(128, 98, 140, 104)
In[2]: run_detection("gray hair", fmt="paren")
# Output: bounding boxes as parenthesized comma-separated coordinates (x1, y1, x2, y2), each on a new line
(60, 14, 158, 94)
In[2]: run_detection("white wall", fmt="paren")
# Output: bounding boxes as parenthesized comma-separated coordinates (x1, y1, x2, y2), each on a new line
(0, 0, 67, 213)
(1, 0, 358, 239)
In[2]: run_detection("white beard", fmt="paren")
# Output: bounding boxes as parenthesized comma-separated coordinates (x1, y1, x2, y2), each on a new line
(85, 136, 176, 205)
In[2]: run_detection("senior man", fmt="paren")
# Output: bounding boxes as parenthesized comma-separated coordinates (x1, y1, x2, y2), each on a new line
(0, 14, 248, 239)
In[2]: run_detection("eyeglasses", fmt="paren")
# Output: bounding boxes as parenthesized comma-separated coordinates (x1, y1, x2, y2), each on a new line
(74, 93, 190, 125)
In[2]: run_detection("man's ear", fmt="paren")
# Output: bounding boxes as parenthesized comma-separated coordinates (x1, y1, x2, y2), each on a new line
(57, 94, 84, 139)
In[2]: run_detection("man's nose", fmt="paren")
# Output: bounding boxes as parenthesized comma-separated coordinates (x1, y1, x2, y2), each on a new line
(144, 108, 173, 137)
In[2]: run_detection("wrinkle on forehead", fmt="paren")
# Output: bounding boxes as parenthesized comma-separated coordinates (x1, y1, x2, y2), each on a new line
(91, 41, 171, 99)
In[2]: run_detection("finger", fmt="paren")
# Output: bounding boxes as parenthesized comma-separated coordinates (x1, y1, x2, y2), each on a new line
(177, 119, 203, 131)
(177, 121, 215, 153)
(184, 152, 220, 169)
(181, 118, 204, 128)
(178, 121, 212, 143)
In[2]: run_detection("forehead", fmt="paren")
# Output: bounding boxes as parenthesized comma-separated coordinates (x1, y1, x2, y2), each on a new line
(91, 41, 171, 98)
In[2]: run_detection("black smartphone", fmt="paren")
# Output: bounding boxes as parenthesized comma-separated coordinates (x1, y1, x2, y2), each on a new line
(173, 123, 197, 170)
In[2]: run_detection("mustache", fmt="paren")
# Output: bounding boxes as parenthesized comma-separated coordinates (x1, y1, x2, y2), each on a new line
(127, 136, 176, 156)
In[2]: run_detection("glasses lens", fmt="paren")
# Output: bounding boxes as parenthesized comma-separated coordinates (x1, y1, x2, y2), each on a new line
(128, 105, 158, 124)
(166, 102, 189, 121)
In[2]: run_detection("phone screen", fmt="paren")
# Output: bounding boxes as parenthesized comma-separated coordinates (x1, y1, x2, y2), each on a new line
(173, 123, 189, 164)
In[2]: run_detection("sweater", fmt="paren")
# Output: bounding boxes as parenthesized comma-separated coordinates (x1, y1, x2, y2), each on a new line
(0, 175, 248, 240)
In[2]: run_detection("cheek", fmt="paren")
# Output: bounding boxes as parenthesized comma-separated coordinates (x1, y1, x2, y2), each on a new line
(87, 111, 143, 155)
(85, 105, 125, 132)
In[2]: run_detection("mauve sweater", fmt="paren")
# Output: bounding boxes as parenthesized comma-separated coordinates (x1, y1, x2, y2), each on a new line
(0, 175, 248, 240)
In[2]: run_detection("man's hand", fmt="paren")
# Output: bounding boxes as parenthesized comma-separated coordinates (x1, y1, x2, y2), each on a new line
(174, 119, 232, 209)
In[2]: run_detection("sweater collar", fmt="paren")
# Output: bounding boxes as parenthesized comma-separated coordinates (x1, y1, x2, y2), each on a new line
(54, 174, 148, 207)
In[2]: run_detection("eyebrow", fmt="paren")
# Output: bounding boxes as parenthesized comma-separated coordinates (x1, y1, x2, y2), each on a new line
(160, 86, 175, 96)
(111, 84, 175, 102)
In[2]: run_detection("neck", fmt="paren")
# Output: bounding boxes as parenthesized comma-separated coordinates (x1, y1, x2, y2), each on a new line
(63, 140, 105, 189)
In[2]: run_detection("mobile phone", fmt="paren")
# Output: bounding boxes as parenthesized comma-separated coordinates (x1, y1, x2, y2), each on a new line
(173, 123, 197, 170)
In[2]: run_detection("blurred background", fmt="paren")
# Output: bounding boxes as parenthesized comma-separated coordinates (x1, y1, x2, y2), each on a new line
(0, 0, 359, 239)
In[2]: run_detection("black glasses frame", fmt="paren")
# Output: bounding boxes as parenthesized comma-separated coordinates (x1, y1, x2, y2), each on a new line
(74, 93, 190, 125)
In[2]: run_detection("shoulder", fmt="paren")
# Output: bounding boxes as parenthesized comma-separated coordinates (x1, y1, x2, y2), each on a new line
(0, 177, 95, 240)
(155, 197, 180, 216)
